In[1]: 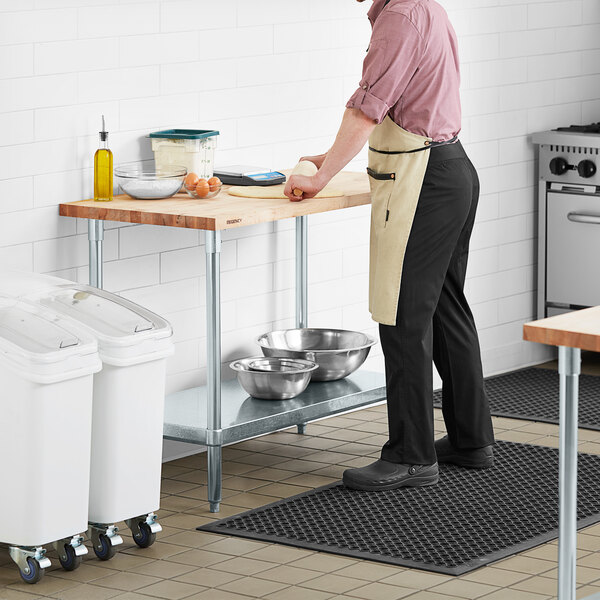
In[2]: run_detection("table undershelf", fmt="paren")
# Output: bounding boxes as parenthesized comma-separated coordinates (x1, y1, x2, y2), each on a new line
(163, 370, 386, 446)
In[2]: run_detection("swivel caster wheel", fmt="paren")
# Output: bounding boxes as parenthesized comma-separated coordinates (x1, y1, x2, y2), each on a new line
(94, 533, 117, 561)
(19, 557, 45, 584)
(132, 521, 156, 549)
(58, 544, 82, 571)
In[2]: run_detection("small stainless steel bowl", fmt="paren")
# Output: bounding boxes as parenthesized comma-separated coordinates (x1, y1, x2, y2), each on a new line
(230, 356, 318, 400)
(257, 328, 377, 381)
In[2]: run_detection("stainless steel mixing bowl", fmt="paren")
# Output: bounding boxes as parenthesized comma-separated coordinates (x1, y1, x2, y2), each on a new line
(230, 356, 318, 400)
(256, 328, 377, 381)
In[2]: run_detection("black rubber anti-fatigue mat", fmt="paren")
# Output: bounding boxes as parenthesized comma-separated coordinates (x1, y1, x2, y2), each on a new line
(200, 441, 600, 575)
(433, 367, 600, 431)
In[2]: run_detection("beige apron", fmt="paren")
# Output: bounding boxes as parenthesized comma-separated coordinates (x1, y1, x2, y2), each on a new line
(368, 116, 433, 326)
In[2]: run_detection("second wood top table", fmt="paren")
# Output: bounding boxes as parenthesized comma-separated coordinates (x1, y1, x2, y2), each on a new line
(524, 307, 600, 600)
(59, 170, 384, 514)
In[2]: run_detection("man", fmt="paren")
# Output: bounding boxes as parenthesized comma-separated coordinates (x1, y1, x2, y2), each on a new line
(284, 0, 495, 491)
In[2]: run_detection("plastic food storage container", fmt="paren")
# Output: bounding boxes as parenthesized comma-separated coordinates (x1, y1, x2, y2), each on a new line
(149, 129, 219, 180)
(0, 271, 174, 558)
(0, 297, 100, 580)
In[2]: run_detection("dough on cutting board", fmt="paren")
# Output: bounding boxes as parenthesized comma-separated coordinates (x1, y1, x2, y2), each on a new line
(226, 185, 344, 199)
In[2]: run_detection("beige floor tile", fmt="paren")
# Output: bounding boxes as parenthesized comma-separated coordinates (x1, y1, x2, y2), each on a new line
(462, 567, 530, 586)
(222, 477, 268, 492)
(201, 538, 268, 557)
(136, 579, 204, 599)
(512, 575, 557, 595)
(381, 570, 451, 589)
(281, 473, 338, 487)
(165, 548, 232, 568)
(299, 573, 366, 594)
(45, 563, 119, 584)
(479, 589, 551, 600)
(160, 496, 206, 513)
(158, 514, 206, 531)
(578, 551, 600, 568)
(222, 462, 265, 476)
(130, 560, 196, 580)
(494, 556, 556, 575)
(47, 583, 124, 600)
(255, 564, 324, 585)
(543, 565, 600, 584)
(93, 571, 163, 592)
(8, 575, 79, 596)
(310, 465, 347, 479)
(401, 593, 463, 600)
(578, 584, 600, 599)
(120, 543, 188, 561)
(243, 545, 313, 565)
(218, 575, 289, 597)
(224, 492, 282, 510)
(428, 578, 498, 599)
(495, 430, 547, 444)
(264, 586, 335, 600)
(579, 534, 600, 552)
(253, 482, 311, 498)
(174, 567, 242, 587)
(291, 554, 357, 573)
(333, 562, 402, 582)
(210, 556, 275, 576)
(346, 581, 414, 599)
(161, 530, 222, 549)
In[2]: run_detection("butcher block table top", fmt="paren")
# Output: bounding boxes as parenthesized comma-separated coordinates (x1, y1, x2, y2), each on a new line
(59, 170, 370, 231)
(523, 306, 600, 352)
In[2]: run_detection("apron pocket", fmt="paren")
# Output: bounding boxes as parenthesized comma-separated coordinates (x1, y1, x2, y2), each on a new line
(368, 168, 396, 228)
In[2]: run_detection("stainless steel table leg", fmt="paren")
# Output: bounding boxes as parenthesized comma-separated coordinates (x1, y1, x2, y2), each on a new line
(88, 219, 104, 288)
(296, 215, 308, 435)
(558, 345, 580, 600)
(206, 230, 222, 513)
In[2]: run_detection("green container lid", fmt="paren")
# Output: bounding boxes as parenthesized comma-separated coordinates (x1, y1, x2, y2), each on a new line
(149, 129, 219, 140)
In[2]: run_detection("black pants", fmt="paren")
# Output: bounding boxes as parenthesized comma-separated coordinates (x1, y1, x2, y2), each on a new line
(379, 141, 495, 466)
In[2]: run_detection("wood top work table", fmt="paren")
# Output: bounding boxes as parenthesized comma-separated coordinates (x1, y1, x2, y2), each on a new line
(60, 171, 385, 513)
(524, 308, 600, 600)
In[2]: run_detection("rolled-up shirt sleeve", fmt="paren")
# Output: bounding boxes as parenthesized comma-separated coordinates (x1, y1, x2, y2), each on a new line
(347, 13, 426, 123)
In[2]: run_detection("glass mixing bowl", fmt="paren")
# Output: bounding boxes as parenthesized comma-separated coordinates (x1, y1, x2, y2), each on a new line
(115, 162, 186, 200)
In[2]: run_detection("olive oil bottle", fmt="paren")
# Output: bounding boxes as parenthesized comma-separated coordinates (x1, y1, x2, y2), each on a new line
(94, 115, 113, 202)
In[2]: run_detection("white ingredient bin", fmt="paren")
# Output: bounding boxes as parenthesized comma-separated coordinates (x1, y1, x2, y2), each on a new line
(149, 128, 219, 179)
(0, 271, 174, 559)
(0, 296, 100, 583)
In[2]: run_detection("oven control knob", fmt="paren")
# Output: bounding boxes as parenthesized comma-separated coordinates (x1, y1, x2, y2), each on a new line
(578, 160, 597, 178)
(550, 157, 569, 176)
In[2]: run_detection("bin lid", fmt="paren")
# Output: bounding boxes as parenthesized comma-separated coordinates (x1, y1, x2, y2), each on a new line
(149, 128, 219, 140)
(0, 272, 173, 366)
(38, 286, 173, 360)
(0, 297, 100, 382)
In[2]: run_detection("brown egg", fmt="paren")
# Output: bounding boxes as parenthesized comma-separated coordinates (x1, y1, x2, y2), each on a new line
(195, 179, 210, 198)
(185, 172, 200, 190)
(207, 176, 221, 192)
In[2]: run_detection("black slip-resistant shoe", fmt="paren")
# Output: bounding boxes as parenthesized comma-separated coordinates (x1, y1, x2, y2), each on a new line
(342, 459, 439, 491)
(435, 435, 494, 469)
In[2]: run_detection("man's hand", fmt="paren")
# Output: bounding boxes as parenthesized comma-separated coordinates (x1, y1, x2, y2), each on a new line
(284, 173, 327, 202)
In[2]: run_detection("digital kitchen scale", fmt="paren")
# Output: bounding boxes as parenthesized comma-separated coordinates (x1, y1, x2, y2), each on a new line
(214, 166, 286, 186)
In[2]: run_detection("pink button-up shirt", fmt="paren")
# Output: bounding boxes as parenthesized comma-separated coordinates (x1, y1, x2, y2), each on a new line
(347, 0, 461, 142)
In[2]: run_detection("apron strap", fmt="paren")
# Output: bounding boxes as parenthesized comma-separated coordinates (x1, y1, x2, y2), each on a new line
(369, 135, 458, 155)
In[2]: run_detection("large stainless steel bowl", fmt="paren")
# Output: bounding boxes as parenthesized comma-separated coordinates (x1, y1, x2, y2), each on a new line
(257, 328, 377, 381)
(230, 356, 318, 400)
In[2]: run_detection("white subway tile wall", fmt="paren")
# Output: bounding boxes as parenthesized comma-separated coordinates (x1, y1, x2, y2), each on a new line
(1, 0, 598, 404)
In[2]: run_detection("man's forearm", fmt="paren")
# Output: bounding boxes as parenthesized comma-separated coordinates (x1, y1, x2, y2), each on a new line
(316, 108, 377, 186)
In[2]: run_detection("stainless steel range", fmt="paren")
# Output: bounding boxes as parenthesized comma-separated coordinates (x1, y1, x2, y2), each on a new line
(533, 123, 600, 319)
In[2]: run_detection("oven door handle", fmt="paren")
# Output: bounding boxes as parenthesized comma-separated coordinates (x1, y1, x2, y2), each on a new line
(567, 211, 600, 225)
